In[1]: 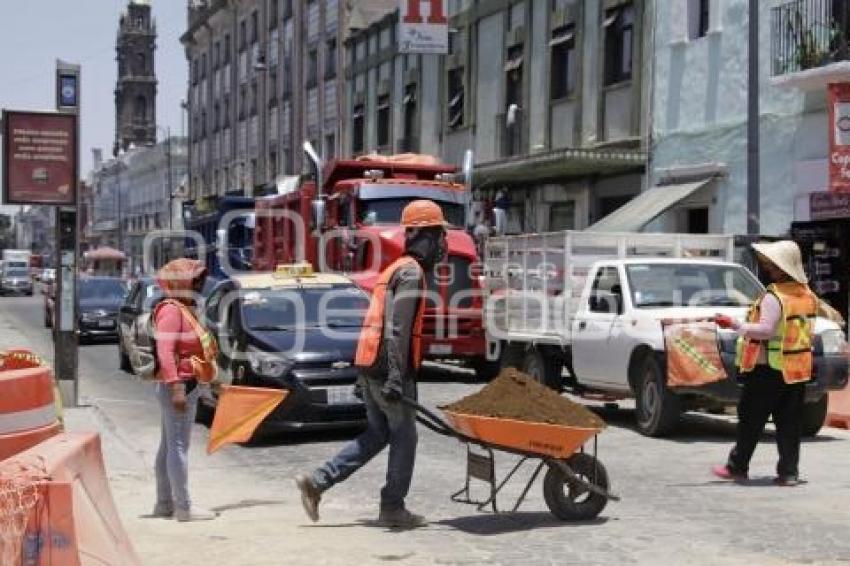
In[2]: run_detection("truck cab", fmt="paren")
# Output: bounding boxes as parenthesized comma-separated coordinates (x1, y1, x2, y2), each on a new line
(184, 196, 255, 279)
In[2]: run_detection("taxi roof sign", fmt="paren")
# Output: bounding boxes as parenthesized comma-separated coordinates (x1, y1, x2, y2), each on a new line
(274, 263, 315, 278)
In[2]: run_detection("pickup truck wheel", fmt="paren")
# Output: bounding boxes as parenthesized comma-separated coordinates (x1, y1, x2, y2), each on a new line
(801, 394, 828, 437)
(471, 357, 501, 381)
(635, 356, 680, 437)
(523, 348, 562, 390)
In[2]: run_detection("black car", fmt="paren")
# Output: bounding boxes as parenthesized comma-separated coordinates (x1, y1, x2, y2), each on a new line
(118, 277, 163, 372)
(202, 268, 369, 433)
(78, 277, 127, 343)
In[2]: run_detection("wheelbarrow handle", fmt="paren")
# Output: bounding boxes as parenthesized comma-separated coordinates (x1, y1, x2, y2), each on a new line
(399, 396, 460, 439)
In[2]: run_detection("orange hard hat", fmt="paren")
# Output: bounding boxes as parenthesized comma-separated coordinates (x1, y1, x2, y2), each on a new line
(401, 200, 448, 228)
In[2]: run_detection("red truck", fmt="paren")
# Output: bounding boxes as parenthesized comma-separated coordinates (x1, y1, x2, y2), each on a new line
(253, 145, 497, 379)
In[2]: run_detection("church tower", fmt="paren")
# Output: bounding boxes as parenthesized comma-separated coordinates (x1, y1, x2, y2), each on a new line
(114, 0, 157, 156)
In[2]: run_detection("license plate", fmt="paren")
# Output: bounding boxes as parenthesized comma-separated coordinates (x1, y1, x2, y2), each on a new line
(429, 344, 452, 355)
(98, 320, 115, 328)
(326, 385, 359, 405)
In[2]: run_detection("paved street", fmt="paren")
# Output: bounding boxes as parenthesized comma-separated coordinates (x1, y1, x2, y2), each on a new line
(3, 291, 850, 565)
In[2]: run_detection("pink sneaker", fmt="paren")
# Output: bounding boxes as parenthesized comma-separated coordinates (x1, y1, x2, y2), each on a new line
(711, 464, 747, 481)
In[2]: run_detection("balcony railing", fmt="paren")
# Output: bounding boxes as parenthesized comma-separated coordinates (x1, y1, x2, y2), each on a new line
(772, 0, 850, 75)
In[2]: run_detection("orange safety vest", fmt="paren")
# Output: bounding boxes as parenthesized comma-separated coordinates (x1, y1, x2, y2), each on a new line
(736, 282, 818, 384)
(354, 256, 426, 371)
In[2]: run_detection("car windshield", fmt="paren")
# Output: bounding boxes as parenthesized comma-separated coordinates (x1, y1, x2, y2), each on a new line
(241, 285, 369, 331)
(358, 198, 465, 227)
(80, 279, 127, 301)
(625, 264, 762, 308)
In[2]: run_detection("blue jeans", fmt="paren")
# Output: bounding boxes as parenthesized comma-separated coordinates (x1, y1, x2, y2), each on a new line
(312, 377, 418, 511)
(154, 382, 200, 511)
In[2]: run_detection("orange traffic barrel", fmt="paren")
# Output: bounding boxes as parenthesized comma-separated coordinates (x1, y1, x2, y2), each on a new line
(0, 364, 61, 461)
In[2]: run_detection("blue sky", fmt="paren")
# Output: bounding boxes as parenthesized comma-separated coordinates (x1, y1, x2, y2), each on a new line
(0, 0, 187, 214)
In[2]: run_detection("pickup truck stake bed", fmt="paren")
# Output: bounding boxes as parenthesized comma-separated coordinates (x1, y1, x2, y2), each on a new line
(484, 231, 848, 437)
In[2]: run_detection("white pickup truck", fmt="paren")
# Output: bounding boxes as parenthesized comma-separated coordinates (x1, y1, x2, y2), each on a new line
(483, 231, 848, 437)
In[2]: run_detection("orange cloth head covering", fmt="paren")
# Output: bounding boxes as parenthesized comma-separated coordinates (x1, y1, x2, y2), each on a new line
(156, 258, 207, 304)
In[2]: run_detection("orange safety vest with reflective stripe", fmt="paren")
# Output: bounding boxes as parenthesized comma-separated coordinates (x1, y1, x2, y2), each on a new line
(736, 282, 818, 384)
(354, 256, 426, 371)
(153, 299, 220, 383)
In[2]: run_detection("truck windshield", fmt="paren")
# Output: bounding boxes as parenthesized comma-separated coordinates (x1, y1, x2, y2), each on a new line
(5, 269, 27, 277)
(359, 198, 465, 227)
(625, 264, 762, 308)
(5, 261, 27, 271)
(242, 285, 369, 331)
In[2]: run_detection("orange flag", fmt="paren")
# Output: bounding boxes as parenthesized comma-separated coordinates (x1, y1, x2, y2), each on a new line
(207, 385, 288, 454)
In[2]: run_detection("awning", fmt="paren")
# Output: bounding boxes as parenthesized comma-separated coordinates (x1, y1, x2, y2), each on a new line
(504, 55, 523, 72)
(549, 29, 575, 47)
(586, 178, 713, 232)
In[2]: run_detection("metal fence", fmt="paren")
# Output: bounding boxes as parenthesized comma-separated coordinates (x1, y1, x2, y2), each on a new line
(772, 0, 850, 75)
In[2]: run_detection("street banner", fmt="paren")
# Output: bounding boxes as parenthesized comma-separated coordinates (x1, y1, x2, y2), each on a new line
(663, 320, 728, 387)
(810, 191, 850, 220)
(828, 83, 850, 192)
(207, 386, 288, 454)
(2, 110, 77, 205)
(398, 0, 448, 54)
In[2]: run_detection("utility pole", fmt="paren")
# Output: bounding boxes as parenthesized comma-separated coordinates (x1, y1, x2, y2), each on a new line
(747, 0, 760, 235)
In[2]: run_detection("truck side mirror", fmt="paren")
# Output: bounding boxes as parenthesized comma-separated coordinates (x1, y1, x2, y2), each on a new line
(493, 208, 507, 236)
(312, 199, 326, 232)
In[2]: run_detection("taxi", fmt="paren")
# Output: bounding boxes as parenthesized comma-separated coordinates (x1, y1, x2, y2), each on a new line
(200, 263, 369, 434)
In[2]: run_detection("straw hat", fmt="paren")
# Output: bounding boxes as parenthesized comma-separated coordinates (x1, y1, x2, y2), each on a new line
(751, 240, 808, 284)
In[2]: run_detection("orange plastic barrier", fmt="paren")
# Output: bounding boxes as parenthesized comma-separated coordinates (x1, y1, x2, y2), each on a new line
(826, 381, 850, 429)
(0, 363, 61, 460)
(0, 432, 141, 565)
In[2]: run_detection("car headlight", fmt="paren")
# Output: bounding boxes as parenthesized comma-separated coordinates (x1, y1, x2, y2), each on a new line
(820, 329, 847, 355)
(247, 346, 291, 378)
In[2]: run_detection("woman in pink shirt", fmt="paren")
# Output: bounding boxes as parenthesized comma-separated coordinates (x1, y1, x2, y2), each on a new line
(152, 258, 218, 522)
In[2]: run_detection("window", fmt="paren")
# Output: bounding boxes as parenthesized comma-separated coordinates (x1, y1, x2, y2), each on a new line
(325, 133, 336, 161)
(688, 0, 710, 40)
(307, 49, 318, 85)
(269, 150, 278, 178)
(326, 39, 337, 78)
(192, 59, 199, 84)
(589, 266, 623, 314)
(269, 0, 279, 28)
(201, 53, 207, 79)
(403, 84, 417, 149)
(214, 101, 221, 132)
(447, 68, 464, 129)
(603, 3, 634, 86)
(549, 201, 575, 231)
(134, 96, 147, 121)
(282, 0, 293, 19)
(505, 44, 523, 107)
(550, 25, 577, 100)
(352, 103, 365, 153)
(686, 207, 709, 234)
(377, 95, 391, 149)
(138, 53, 147, 75)
(268, 68, 278, 102)
(224, 34, 232, 64)
(250, 81, 258, 115)
(223, 95, 231, 127)
(240, 20, 247, 51)
(251, 10, 259, 43)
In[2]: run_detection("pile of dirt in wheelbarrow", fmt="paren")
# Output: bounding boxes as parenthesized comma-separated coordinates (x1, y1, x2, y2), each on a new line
(441, 368, 605, 429)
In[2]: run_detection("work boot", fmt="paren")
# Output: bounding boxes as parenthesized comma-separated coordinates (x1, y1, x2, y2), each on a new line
(294, 474, 321, 522)
(174, 507, 218, 522)
(377, 508, 427, 529)
(152, 502, 174, 518)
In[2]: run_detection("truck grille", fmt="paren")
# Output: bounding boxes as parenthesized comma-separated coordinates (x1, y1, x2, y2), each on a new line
(425, 255, 475, 310)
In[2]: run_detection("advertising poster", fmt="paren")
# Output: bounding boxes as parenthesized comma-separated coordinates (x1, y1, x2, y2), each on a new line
(828, 83, 850, 192)
(398, 0, 448, 54)
(2, 110, 77, 205)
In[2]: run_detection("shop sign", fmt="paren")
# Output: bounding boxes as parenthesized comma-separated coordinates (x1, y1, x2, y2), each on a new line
(828, 83, 850, 192)
(2, 110, 77, 205)
(810, 191, 850, 220)
(398, 0, 448, 55)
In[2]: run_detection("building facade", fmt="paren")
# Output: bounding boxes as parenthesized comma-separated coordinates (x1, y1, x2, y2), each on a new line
(114, 0, 158, 156)
(85, 138, 189, 271)
(181, 0, 349, 200)
(344, 0, 649, 233)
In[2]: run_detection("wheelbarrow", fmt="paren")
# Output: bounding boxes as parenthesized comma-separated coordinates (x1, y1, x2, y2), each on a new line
(401, 397, 620, 521)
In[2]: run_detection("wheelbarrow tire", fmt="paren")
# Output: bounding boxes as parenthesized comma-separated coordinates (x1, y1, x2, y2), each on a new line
(543, 452, 609, 521)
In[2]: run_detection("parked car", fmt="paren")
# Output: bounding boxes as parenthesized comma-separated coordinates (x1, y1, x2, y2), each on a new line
(77, 276, 127, 343)
(200, 264, 369, 434)
(0, 264, 33, 296)
(117, 277, 163, 373)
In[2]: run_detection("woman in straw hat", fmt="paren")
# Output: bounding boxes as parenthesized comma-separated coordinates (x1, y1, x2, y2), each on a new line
(713, 241, 819, 486)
